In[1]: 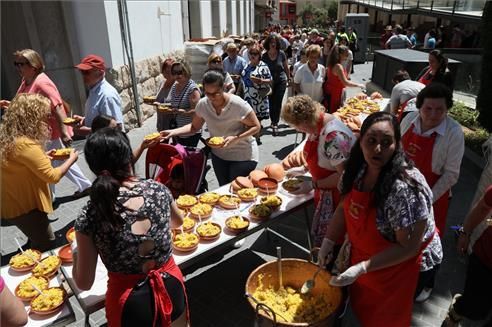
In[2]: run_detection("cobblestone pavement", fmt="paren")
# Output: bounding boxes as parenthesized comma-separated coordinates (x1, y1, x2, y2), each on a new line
(1, 61, 487, 326)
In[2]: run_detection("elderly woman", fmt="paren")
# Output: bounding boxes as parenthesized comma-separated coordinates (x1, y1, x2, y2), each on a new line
(281, 95, 355, 246)
(207, 53, 235, 94)
(162, 70, 261, 186)
(0, 94, 79, 251)
(12, 49, 91, 197)
(262, 34, 291, 136)
(72, 128, 188, 326)
(401, 83, 464, 302)
(240, 46, 272, 144)
(166, 58, 202, 147)
(293, 45, 325, 103)
(416, 50, 455, 91)
(155, 57, 176, 131)
(324, 45, 365, 113)
(318, 112, 442, 326)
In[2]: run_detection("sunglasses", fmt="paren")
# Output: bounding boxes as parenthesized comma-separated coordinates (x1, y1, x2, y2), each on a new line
(171, 70, 184, 76)
(249, 53, 260, 57)
(14, 61, 29, 67)
(210, 59, 222, 64)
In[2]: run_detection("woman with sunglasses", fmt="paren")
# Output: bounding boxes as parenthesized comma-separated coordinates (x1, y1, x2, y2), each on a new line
(240, 46, 272, 144)
(162, 70, 261, 186)
(166, 58, 202, 147)
(10, 49, 91, 199)
(155, 57, 176, 131)
(261, 34, 291, 136)
(72, 127, 188, 327)
(207, 53, 235, 94)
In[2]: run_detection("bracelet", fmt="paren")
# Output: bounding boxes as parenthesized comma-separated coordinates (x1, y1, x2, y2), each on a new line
(458, 226, 469, 237)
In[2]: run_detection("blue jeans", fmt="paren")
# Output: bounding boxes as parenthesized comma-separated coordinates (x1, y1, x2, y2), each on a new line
(211, 153, 257, 186)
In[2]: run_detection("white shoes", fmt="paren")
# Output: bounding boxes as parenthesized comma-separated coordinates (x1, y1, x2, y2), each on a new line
(415, 287, 433, 303)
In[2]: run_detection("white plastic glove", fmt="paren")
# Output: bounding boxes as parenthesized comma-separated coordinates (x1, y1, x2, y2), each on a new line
(286, 166, 307, 178)
(329, 261, 368, 287)
(317, 238, 335, 268)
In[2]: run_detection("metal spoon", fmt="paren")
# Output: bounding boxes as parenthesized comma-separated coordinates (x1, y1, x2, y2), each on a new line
(300, 265, 322, 295)
(276, 246, 283, 290)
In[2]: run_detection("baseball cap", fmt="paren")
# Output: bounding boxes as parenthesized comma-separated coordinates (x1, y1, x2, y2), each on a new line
(310, 29, 319, 35)
(75, 54, 105, 71)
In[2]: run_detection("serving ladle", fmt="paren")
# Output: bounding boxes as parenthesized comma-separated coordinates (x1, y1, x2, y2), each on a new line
(300, 265, 322, 295)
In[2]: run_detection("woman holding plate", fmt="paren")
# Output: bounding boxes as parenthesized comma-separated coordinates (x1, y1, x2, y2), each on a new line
(162, 70, 260, 186)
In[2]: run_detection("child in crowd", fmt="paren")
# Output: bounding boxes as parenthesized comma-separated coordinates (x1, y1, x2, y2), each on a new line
(167, 163, 185, 199)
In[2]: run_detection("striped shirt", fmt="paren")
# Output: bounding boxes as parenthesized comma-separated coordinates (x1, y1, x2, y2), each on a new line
(167, 79, 200, 131)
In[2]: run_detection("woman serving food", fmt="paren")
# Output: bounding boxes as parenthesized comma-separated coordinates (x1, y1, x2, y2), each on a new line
(162, 70, 261, 186)
(281, 95, 355, 246)
(317, 112, 442, 326)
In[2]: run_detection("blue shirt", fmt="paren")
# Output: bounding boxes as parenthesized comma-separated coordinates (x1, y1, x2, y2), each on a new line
(84, 78, 124, 131)
(223, 56, 247, 77)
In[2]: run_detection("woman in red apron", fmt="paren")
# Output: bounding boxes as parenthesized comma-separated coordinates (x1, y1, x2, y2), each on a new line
(318, 112, 441, 326)
(323, 45, 365, 113)
(71, 128, 189, 327)
(401, 84, 464, 302)
(415, 50, 454, 90)
(281, 95, 355, 246)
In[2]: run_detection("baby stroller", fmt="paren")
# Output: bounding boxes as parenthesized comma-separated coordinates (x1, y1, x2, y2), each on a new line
(145, 141, 208, 195)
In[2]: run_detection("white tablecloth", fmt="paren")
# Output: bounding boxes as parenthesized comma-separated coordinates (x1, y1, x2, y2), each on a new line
(1, 253, 74, 327)
(60, 179, 314, 314)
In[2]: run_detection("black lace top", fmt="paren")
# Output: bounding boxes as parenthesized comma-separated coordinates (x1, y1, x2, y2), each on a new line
(75, 179, 173, 274)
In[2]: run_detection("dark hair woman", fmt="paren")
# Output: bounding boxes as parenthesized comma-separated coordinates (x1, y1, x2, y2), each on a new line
(323, 45, 365, 113)
(400, 84, 464, 301)
(317, 112, 442, 326)
(261, 34, 291, 136)
(71, 128, 188, 327)
(416, 50, 454, 91)
(155, 57, 176, 131)
(162, 70, 261, 186)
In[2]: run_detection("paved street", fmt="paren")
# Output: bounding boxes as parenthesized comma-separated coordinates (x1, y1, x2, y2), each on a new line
(1, 61, 488, 326)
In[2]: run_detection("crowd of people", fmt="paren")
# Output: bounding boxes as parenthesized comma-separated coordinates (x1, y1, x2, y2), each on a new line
(0, 22, 489, 327)
(379, 22, 480, 50)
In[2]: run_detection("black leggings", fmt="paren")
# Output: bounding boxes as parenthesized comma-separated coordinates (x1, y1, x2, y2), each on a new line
(121, 274, 186, 326)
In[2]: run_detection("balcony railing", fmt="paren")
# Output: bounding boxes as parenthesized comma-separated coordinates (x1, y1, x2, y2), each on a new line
(344, 0, 484, 17)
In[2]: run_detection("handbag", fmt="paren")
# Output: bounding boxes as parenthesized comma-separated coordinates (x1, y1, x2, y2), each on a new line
(257, 84, 272, 100)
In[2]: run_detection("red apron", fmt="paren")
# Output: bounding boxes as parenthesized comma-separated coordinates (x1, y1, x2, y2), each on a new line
(397, 98, 412, 122)
(323, 67, 346, 113)
(417, 68, 433, 86)
(402, 126, 449, 236)
(106, 256, 189, 327)
(345, 188, 426, 327)
(303, 114, 341, 245)
(303, 113, 339, 205)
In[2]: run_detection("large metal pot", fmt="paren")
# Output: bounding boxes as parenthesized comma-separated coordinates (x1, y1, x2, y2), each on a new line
(245, 258, 343, 327)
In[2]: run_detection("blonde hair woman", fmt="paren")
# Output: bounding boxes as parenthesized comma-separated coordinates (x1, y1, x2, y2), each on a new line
(0, 94, 79, 251)
(11, 48, 91, 198)
(281, 95, 355, 246)
(207, 53, 235, 93)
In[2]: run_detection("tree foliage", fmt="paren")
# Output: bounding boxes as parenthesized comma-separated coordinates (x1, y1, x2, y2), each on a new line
(298, 0, 337, 27)
(477, 1, 492, 132)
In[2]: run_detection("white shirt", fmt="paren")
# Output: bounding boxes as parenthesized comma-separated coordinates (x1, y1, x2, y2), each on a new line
(389, 80, 425, 113)
(292, 60, 306, 76)
(293, 63, 326, 102)
(342, 50, 353, 74)
(401, 111, 465, 202)
(386, 34, 412, 49)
